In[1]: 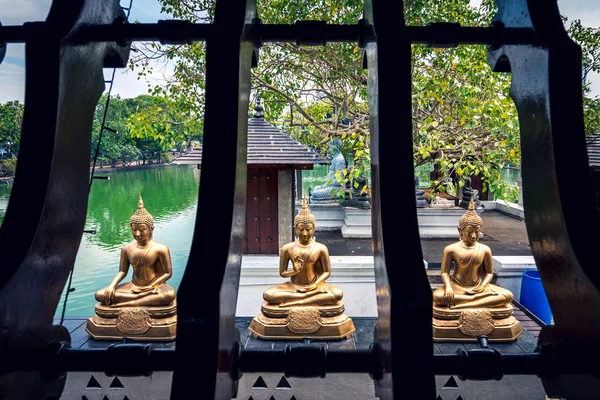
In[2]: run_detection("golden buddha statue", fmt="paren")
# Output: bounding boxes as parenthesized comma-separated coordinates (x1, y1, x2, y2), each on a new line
(432, 200, 522, 342)
(249, 196, 355, 340)
(86, 196, 177, 341)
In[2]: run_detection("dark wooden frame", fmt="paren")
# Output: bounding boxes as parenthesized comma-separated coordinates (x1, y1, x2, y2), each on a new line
(0, 0, 598, 398)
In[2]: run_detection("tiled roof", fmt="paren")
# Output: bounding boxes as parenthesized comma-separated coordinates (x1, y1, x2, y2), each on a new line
(586, 132, 600, 167)
(171, 116, 327, 168)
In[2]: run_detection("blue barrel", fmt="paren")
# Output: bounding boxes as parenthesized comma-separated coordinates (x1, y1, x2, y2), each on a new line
(520, 270, 553, 325)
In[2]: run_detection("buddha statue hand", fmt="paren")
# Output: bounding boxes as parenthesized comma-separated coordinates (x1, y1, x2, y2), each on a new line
(465, 285, 486, 295)
(103, 286, 116, 305)
(131, 284, 158, 294)
(297, 284, 319, 293)
(442, 285, 454, 306)
(292, 255, 304, 274)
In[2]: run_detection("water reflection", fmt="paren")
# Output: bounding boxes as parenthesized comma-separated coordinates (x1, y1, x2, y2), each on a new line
(0, 185, 9, 226)
(85, 166, 200, 250)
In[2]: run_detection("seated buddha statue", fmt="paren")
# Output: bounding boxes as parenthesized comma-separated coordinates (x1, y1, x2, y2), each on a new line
(86, 196, 177, 341)
(459, 176, 480, 208)
(432, 200, 522, 342)
(309, 138, 346, 204)
(249, 196, 355, 340)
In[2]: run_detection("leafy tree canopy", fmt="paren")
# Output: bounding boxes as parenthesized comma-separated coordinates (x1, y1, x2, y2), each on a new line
(0, 100, 23, 157)
(91, 94, 203, 167)
(129, 0, 600, 199)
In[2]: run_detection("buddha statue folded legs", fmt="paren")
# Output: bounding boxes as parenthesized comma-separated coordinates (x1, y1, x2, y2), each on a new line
(432, 200, 522, 342)
(86, 196, 177, 341)
(263, 281, 343, 307)
(249, 197, 355, 340)
(94, 280, 176, 308)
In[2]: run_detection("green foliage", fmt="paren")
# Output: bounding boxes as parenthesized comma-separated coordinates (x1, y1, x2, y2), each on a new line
(410, 0, 521, 196)
(126, 94, 203, 148)
(91, 94, 201, 168)
(0, 158, 16, 177)
(566, 18, 600, 136)
(583, 96, 600, 136)
(0, 101, 23, 157)
(489, 179, 519, 203)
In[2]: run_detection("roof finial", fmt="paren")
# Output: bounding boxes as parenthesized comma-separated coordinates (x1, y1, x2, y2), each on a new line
(254, 97, 264, 118)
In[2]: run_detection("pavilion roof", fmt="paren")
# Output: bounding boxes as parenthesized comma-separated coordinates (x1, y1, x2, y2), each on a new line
(586, 132, 600, 168)
(171, 111, 327, 169)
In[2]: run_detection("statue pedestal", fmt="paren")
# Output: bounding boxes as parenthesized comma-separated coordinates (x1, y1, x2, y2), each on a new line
(432, 304, 522, 342)
(338, 206, 484, 239)
(248, 302, 355, 340)
(341, 207, 372, 238)
(86, 302, 177, 341)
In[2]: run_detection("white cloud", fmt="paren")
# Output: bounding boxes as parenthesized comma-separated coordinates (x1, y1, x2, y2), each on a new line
(0, 42, 175, 103)
(0, 0, 50, 24)
(589, 74, 600, 98)
(559, 0, 600, 30)
(6, 43, 25, 62)
(0, 0, 172, 102)
(0, 61, 25, 103)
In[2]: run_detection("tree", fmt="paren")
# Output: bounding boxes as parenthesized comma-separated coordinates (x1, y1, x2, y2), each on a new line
(567, 18, 600, 136)
(0, 100, 24, 157)
(91, 94, 140, 167)
(126, 94, 204, 151)
(90, 94, 202, 168)
(132, 0, 600, 200)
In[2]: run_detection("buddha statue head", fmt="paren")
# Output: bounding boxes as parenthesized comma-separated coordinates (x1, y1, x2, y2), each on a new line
(129, 195, 155, 244)
(458, 199, 482, 245)
(294, 196, 316, 245)
(328, 137, 343, 158)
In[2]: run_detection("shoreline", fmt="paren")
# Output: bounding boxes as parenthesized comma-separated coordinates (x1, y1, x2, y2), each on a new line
(0, 161, 177, 185)
(90, 161, 172, 175)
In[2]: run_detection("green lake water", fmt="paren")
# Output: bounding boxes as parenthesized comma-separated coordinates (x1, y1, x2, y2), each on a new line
(0, 165, 200, 317)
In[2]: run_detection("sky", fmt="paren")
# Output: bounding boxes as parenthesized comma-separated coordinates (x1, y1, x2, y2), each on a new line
(0, 0, 598, 103)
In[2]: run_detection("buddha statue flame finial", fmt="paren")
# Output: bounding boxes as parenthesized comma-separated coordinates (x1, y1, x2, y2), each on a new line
(130, 194, 154, 229)
(458, 198, 482, 230)
(294, 195, 316, 228)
